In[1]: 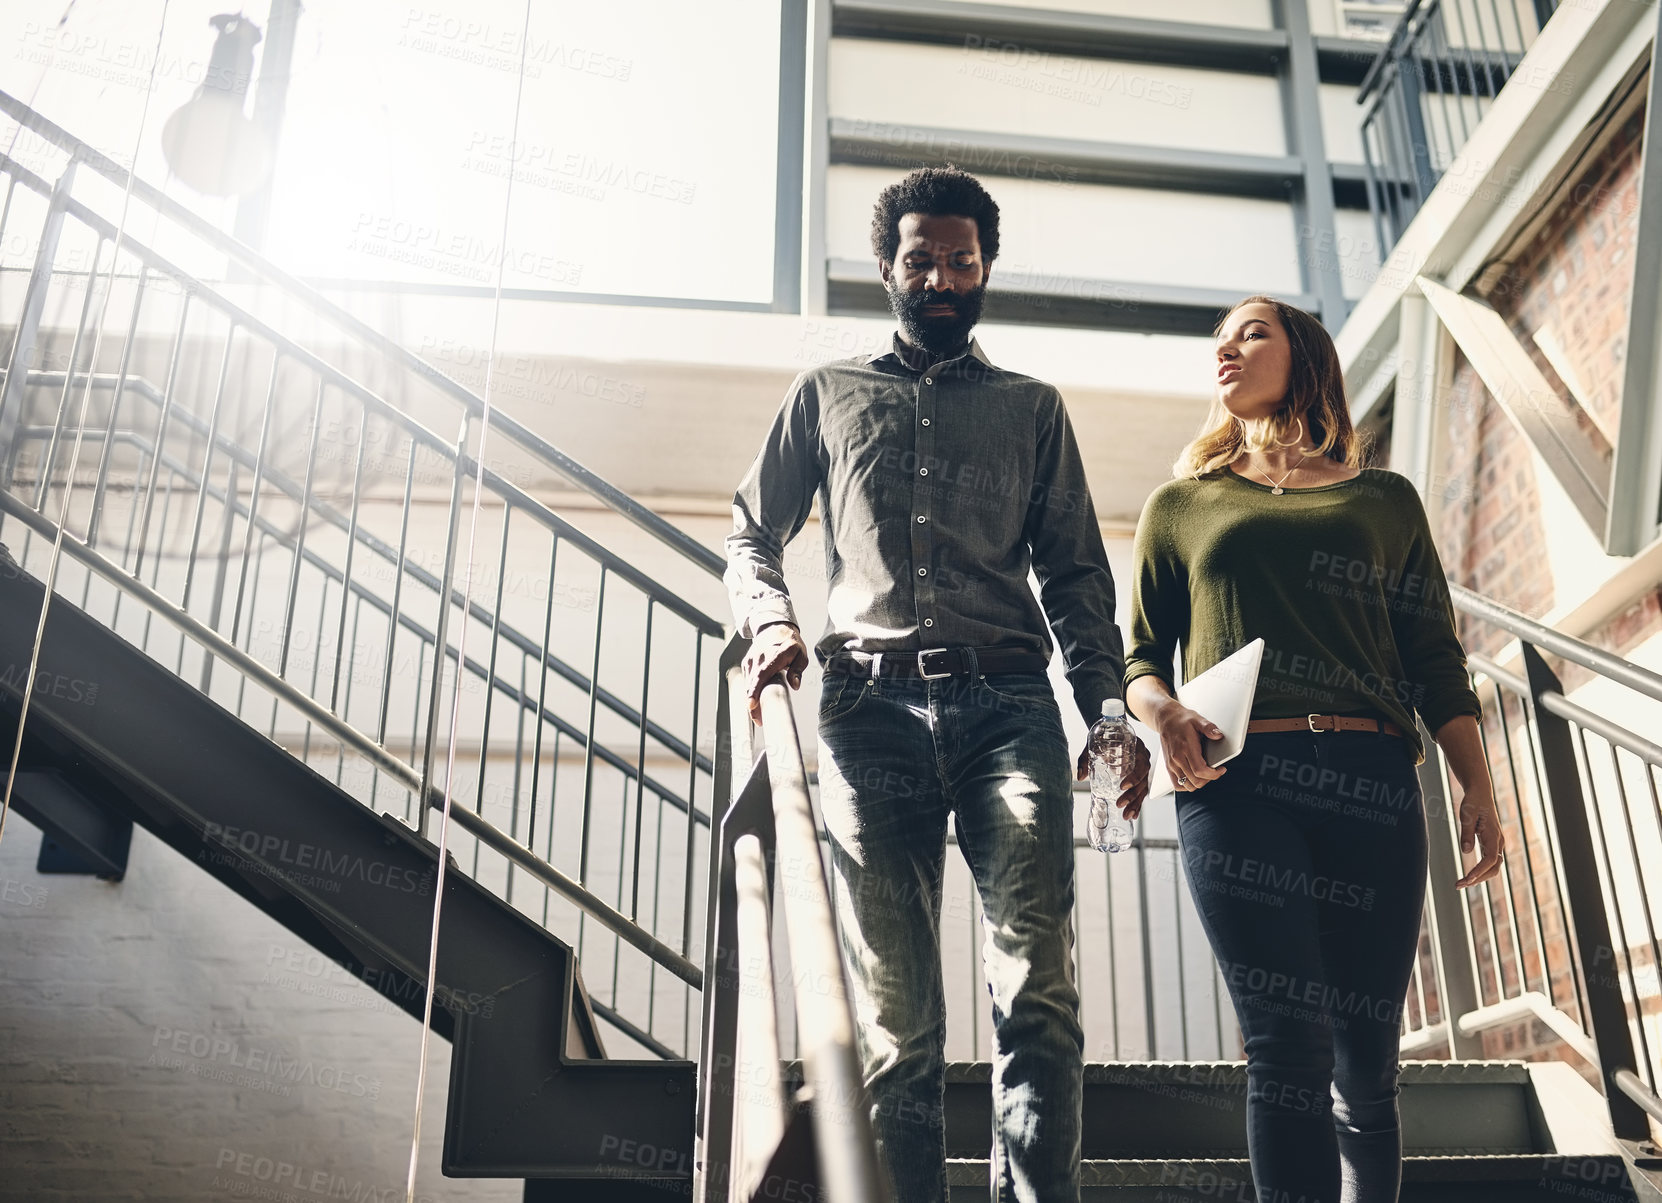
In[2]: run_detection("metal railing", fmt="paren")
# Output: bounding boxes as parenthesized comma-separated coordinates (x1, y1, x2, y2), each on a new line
(700, 657, 887, 1203)
(1358, 0, 1561, 249)
(0, 93, 727, 1059)
(1398, 583, 1662, 1144)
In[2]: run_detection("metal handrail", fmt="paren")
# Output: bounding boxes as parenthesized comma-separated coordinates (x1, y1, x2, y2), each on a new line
(0, 87, 724, 580)
(0, 487, 704, 989)
(1453, 583, 1662, 704)
(752, 681, 887, 1203)
(7, 397, 718, 822)
(700, 652, 890, 1203)
(1405, 581, 1662, 1141)
(9, 367, 723, 760)
(0, 105, 722, 1056)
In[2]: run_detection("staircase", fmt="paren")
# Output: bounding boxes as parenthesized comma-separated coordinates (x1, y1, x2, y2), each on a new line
(0, 87, 720, 1197)
(3, 86, 1661, 1203)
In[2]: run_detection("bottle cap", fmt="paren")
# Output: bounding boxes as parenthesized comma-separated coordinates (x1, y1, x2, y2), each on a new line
(1101, 698, 1125, 718)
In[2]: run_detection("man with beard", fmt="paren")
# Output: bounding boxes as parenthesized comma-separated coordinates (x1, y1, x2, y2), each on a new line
(725, 166, 1148, 1203)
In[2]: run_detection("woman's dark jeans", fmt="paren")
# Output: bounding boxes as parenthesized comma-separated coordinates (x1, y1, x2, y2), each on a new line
(1176, 728, 1427, 1203)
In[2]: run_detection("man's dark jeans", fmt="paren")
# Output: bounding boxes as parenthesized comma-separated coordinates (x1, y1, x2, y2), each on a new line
(1176, 729, 1428, 1203)
(817, 670, 1083, 1203)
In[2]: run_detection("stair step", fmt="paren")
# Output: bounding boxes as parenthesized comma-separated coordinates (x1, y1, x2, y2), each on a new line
(945, 1155, 1637, 1200)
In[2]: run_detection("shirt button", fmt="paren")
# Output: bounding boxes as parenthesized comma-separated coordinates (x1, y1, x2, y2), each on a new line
(924, 377, 933, 385)
(916, 515, 926, 523)
(921, 418, 931, 426)
(917, 567, 927, 576)
(924, 618, 934, 628)
(919, 468, 928, 476)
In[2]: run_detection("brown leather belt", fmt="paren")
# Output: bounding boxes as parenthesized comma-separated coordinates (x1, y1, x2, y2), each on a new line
(1245, 714, 1406, 738)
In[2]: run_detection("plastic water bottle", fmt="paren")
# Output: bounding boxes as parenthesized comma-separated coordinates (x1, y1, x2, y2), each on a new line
(1088, 698, 1136, 853)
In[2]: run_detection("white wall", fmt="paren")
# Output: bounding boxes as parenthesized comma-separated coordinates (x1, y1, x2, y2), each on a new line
(832, 38, 1287, 155)
(0, 818, 518, 1203)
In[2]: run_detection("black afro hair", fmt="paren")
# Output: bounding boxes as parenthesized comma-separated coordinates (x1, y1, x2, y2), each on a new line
(870, 165, 1000, 265)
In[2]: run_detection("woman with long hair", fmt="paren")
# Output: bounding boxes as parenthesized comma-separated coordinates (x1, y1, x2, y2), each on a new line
(1122, 296, 1506, 1203)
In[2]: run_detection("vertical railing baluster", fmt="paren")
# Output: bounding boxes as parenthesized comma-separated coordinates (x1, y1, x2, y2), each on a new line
(1420, 713, 1485, 1056)
(1494, 685, 1552, 1000)
(576, 564, 610, 952)
(506, 654, 528, 905)
(277, 379, 326, 682)
(326, 405, 368, 716)
(1172, 848, 1189, 1058)
(682, 632, 705, 959)
(226, 357, 281, 658)
(1521, 642, 1648, 1138)
(1517, 691, 1584, 1024)
(1604, 742, 1661, 1086)
(1473, 695, 1525, 996)
(86, 263, 150, 548)
(300, 576, 331, 763)
(525, 534, 560, 862)
(375, 449, 418, 752)
(0, 158, 78, 491)
(32, 232, 106, 514)
(631, 599, 655, 920)
(336, 595, 365, 788)
(139, 472, 178, 657)
(1137, 837, 1156, 1057)
(178, 324, 236, 620)
(130, 296, 192, 581)
(417, 420, 469, 839)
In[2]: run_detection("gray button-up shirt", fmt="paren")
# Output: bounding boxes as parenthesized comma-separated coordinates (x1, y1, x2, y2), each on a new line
(725, 332, 1125, 725)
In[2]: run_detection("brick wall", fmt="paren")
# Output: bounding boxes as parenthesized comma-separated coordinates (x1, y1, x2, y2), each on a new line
(1417, 104, 1659, 1087)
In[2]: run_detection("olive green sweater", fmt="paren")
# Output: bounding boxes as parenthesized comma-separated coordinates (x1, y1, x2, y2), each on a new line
(1124, 467, 1481, 765)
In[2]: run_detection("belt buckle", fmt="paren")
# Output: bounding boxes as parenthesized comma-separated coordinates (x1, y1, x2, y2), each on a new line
(1307, 713, 1328, 734)
(917, 648, 954, 680)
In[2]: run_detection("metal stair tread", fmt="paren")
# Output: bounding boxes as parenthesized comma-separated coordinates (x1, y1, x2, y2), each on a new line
(945, 1153, 1632, 1186)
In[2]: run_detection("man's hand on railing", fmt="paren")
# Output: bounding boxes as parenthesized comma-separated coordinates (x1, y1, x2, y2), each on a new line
(744, 621, 810, 724)
(1455, 786, 1506, 891)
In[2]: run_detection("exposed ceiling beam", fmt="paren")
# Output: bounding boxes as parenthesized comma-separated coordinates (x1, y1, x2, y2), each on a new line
(834, 0, 1391, 83)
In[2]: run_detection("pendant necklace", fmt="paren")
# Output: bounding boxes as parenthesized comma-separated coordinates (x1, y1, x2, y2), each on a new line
(1257, 451, 1308, 495)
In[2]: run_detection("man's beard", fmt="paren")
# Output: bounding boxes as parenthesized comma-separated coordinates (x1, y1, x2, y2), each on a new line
(886, 279, 986, 358)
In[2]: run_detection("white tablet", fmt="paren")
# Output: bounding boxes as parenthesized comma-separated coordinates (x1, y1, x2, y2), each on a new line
(1139, 638, 1264, 796)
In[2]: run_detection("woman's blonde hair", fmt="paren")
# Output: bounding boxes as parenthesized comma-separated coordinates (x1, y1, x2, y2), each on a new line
(1173, 295, 1367, 479)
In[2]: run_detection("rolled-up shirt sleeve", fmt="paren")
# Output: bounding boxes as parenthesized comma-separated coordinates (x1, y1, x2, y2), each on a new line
(724, 375, 820, 639)
(1025, 388, 1126, 726)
